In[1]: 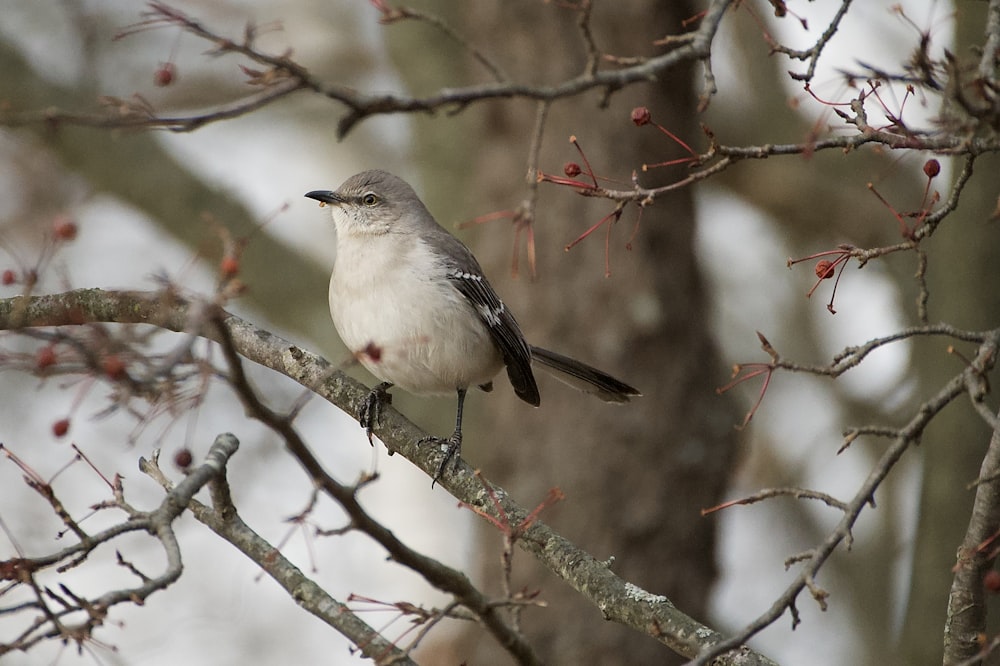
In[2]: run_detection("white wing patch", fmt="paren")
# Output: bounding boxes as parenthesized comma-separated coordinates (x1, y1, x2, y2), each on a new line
(448, 270, 505, 327)
(445, 265, 539, 405)
(477, 301, 504, 326)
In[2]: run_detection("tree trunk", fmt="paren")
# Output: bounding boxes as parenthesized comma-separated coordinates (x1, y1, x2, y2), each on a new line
(397, 3, 740, 662)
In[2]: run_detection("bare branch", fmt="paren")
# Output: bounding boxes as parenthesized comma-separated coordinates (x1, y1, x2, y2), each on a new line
(210, 306, 543, 665)
(0, 0, 733, 138)
(0, 288, 776, 664)
(0, 433, 239, 656)
(773, 0, 856, 82)
(139, 438, 416, 665)
(944, 406, 1000, 664)
(693, 331, 1000, 665)
(372, 2, 507, 83)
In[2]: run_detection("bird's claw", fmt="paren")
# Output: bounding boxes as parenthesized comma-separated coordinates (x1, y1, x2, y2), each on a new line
(359, 382, 392, 445)
(419, 431, 462, 488)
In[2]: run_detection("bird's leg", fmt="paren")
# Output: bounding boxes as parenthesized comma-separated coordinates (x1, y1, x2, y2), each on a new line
(359, 381, 393, 445)
(420, 388, 467, 487)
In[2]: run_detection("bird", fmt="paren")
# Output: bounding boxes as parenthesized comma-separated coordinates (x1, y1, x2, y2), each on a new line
(306, 170, 639, 484)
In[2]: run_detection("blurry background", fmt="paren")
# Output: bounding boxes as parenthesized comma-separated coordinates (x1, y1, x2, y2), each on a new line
(1, 1, 997, 664)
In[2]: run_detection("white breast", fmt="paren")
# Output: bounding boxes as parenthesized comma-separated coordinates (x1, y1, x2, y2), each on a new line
(329, 233, 504, 395)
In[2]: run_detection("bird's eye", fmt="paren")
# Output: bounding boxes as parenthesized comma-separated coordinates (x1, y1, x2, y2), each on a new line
(361, 192, 378, 206)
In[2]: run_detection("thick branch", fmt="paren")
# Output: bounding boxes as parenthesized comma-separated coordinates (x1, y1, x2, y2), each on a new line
(944, 405, 1000, 664)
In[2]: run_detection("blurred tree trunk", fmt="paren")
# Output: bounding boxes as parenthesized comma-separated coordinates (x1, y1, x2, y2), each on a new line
(395, 3, 740, 662)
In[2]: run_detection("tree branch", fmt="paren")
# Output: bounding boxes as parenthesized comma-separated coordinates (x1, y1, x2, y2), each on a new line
(206, 308, 544, 665)
(139, 436, 417, 666)
(944, 405, 1000, 664)
(0, 431, 240, 655)
(693, 331, 1000, 665)
(0, 287, 776, 664)
(0, 0, 733, 138)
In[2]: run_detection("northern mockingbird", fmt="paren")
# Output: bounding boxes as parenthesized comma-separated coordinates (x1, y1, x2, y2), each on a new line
(306, 170, 639, 484)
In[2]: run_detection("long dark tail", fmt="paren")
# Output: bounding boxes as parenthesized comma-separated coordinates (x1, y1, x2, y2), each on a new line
(529, 346, 641, 404)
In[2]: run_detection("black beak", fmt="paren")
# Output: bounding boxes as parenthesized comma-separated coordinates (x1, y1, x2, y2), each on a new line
(305, 190, 341, 204)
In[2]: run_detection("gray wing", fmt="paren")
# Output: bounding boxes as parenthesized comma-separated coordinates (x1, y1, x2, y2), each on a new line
(436, 236, 540, 406)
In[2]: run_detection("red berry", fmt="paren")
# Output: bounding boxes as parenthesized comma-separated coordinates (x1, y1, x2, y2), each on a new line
(361, 341, 383, 363)
(985, 570, 1000, 592)
(52, 418, 70, 438)
(815, 260, 835, 279)
(154, 62, 176, 87)
(923, 159, 940, 178)
(52, 215, 78, 241)
(174, 448, 193, 469)
(36, 346, 56, 370)
(220, 256, 240, 278)
(102, 355, 126, 380)
(631, 106, 652, 126)
(2, 269, 15, 285)
(563, 162, 582, 178)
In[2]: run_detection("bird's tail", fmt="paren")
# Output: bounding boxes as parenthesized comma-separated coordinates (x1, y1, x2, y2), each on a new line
(529, 346, 641, 404)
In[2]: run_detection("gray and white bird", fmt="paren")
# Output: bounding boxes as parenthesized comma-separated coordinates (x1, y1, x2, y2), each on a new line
(306, 170, 639, 484)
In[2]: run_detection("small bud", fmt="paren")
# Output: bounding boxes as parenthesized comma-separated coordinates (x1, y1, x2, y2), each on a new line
(2, 269, 15, 285)
(923, 159, 940, 178)
(631, 106, 652, 126)
(563, 162, 582, 178)
(154, 62, 176, 87)
(174, 448, 194, 469)
(815, 260, 835, 279)
(52, 418, 70, 438)
(36, 345, 57, 370)
(52, 215, 78, 241)
(985, 570, 1000, 592)
(102, 355, 126, 380)
(220, 256, 240, 278)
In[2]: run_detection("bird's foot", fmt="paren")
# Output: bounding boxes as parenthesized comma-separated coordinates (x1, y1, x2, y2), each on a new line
(359, 382, 393, 445)
(419, 430, 462, 488)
